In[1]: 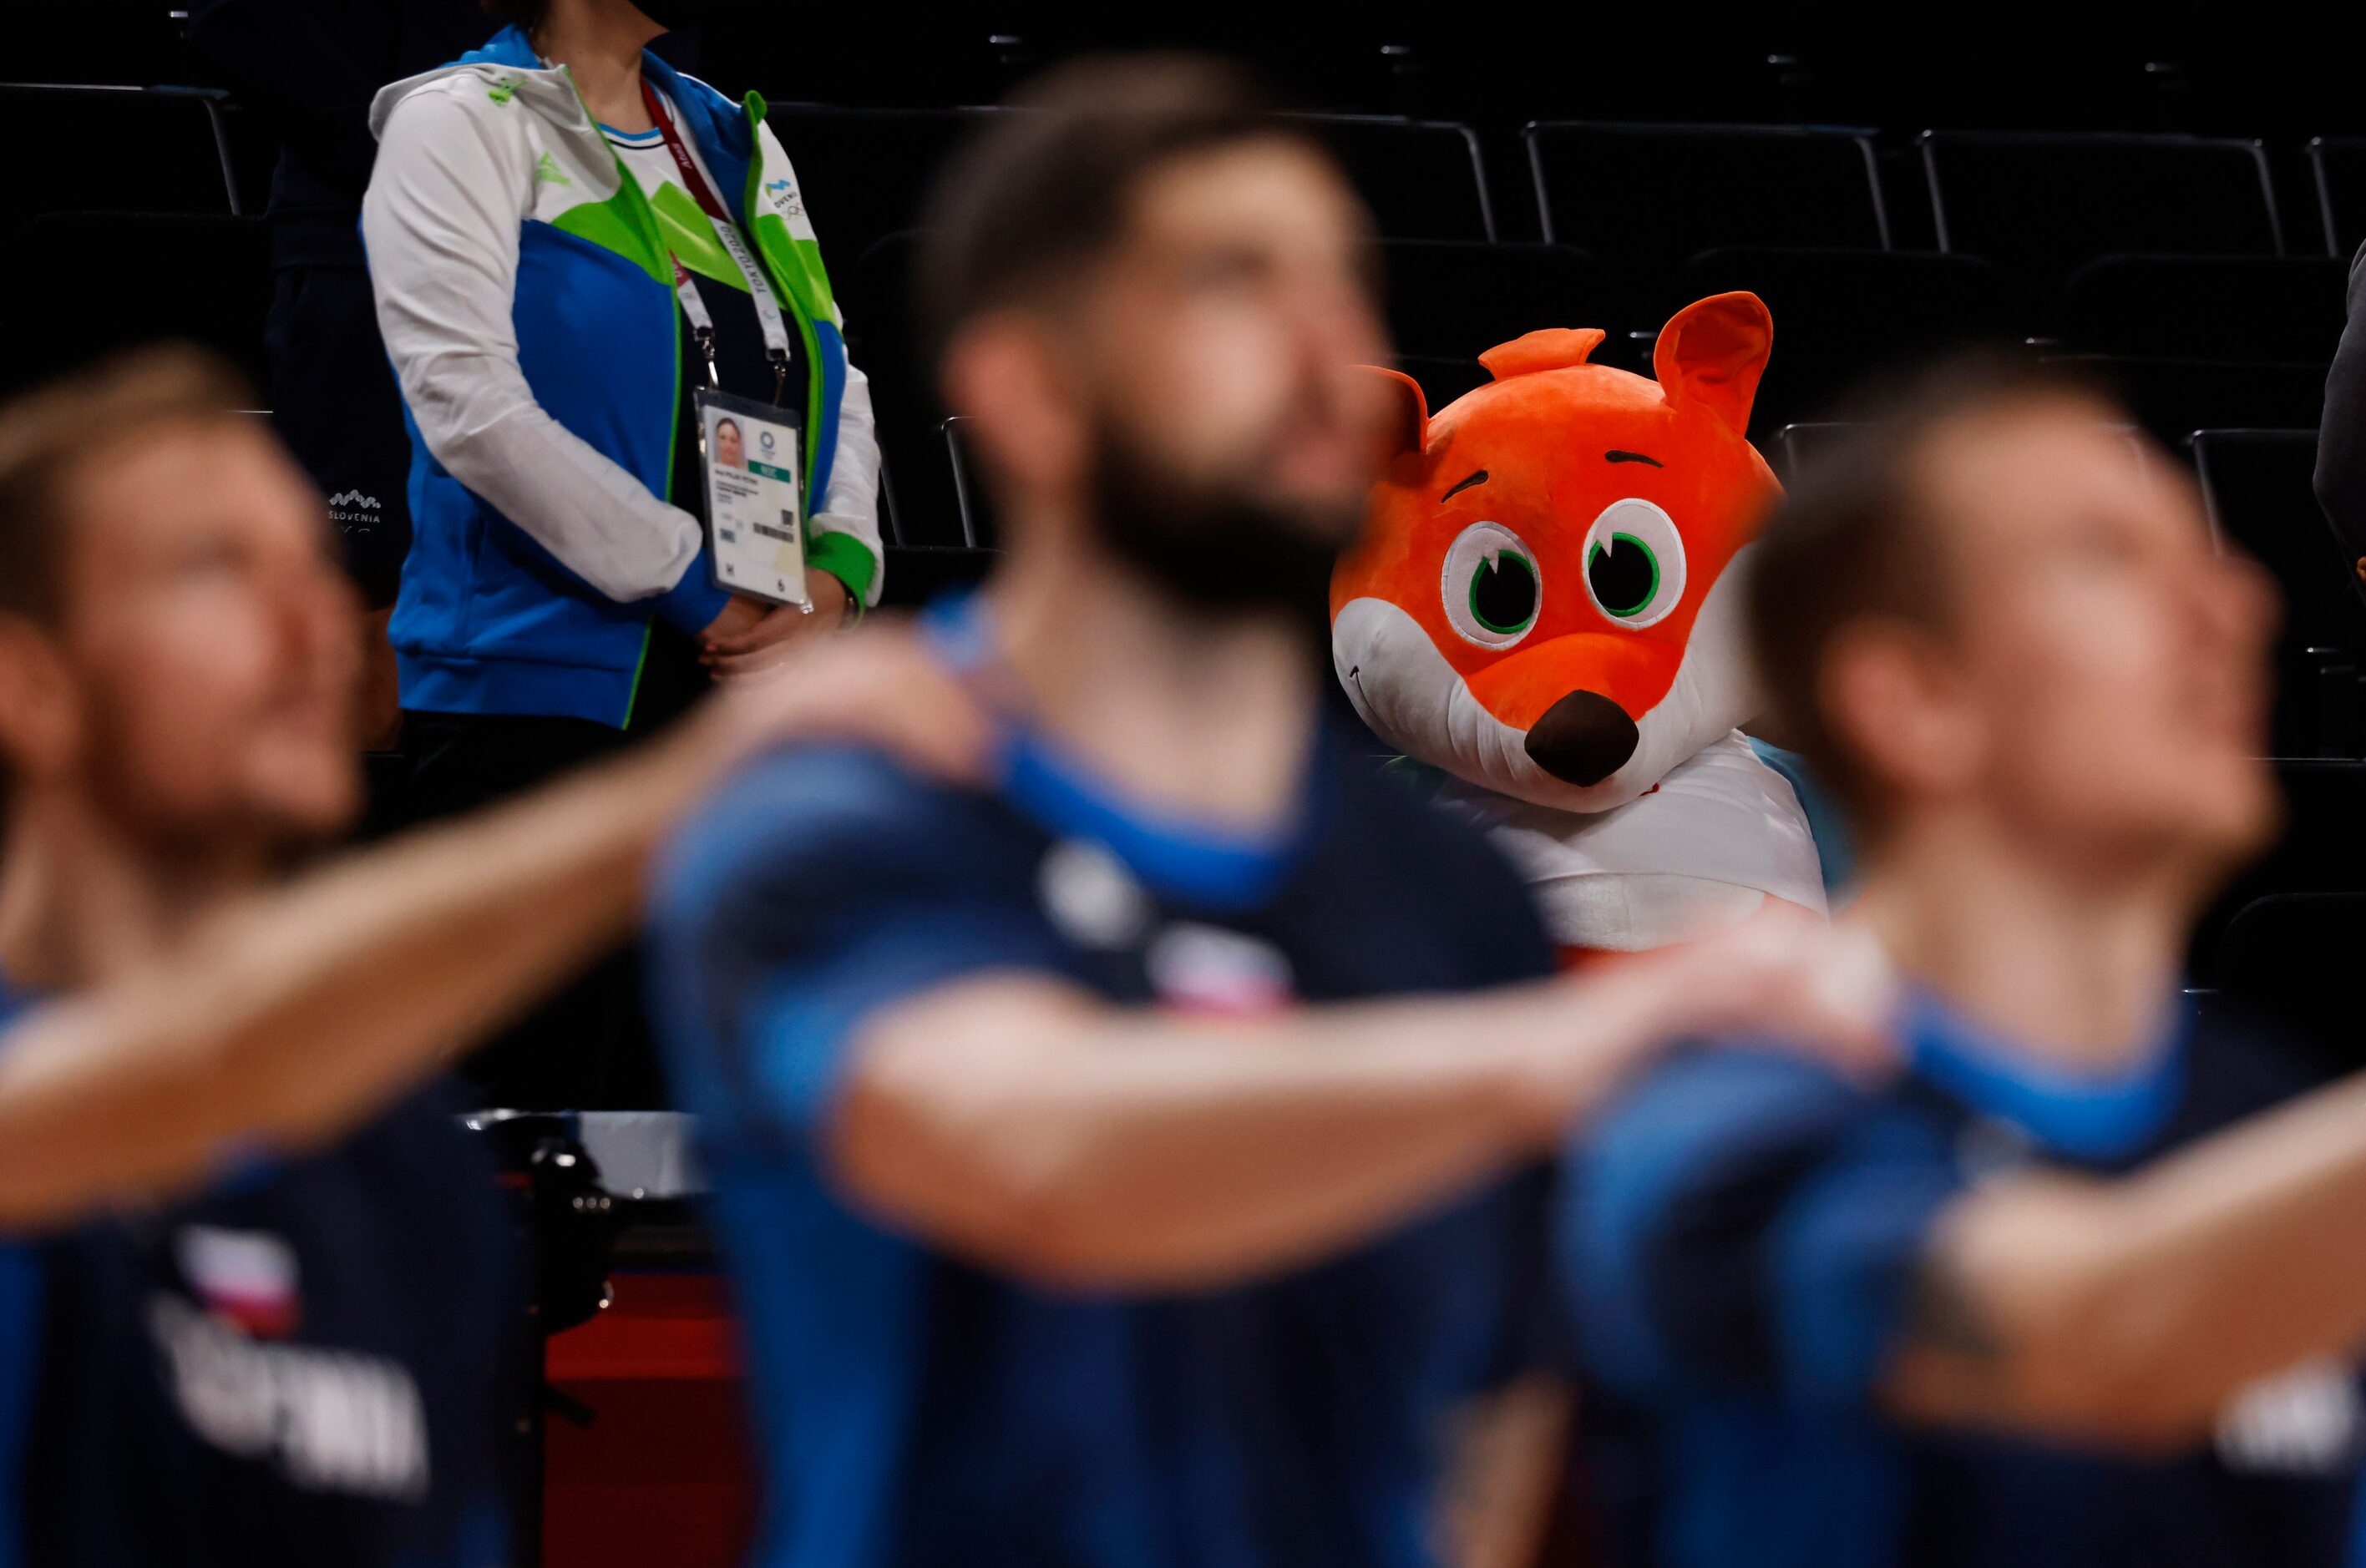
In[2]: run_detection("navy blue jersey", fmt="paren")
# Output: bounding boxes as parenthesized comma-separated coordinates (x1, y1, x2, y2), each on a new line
(1563, 989, 2359, 1568)
(646, 700, 1559, 1567)
(0, 997, 519, 1567)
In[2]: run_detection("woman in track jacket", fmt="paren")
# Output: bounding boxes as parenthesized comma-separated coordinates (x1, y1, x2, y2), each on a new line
(360, 0, 884, 1103)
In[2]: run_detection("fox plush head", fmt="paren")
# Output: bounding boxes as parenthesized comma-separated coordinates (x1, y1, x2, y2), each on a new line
(1331, 292, 1780, 814)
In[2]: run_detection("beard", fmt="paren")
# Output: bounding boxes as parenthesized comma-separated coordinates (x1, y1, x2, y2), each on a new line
(1085, 412, 1361, 635)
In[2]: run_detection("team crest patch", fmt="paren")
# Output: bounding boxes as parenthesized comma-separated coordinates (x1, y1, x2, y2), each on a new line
(175, 1224, 301, 1339)
(1145, 923, 1295, 1017)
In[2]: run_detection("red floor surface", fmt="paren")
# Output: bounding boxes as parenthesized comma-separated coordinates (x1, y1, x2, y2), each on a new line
(544, 1272, 757, 1568)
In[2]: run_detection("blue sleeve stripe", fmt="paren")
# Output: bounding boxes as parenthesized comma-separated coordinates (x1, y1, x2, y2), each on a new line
(810, 318, 847, 505)
(1562, 1050, 1870, 1400)
(1767, 1138, 1959, 1408)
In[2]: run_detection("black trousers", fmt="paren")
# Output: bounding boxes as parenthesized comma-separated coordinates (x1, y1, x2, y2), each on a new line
(395, 709, 659, 1110)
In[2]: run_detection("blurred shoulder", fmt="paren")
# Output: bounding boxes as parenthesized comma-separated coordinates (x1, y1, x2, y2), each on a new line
(1577, 1045, 1891, 1204)
(654, 742, 1001, 924)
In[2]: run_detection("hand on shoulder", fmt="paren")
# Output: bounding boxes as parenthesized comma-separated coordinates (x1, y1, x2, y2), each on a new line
(691, 615, 995, 789)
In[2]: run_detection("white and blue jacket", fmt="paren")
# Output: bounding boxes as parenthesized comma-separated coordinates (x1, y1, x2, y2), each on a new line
(362, 28, 883, 726)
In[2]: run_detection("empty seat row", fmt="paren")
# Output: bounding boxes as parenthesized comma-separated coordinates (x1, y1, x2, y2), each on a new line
(784, 109, 2357, 302)
(764, 103, 1498, 269)
(1528, 124, 2298, 286)
(1376, 244, 2341, 441)
(0, 83, 271, 220)
(9, 86, 2359, 314)
(12, 205, 2348, 554)
(0, 211, 272, 397)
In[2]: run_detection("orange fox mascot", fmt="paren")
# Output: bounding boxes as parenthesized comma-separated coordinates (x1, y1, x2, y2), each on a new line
(1331, 292, 1825, 959)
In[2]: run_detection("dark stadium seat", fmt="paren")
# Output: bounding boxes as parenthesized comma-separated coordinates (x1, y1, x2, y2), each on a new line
(838, 230, 963, 548)
(765, 104, 1006, 276)
(1772, 417, 2156, 485)
(2308, 139, 2366, 258)
(2048, 356, 2325, 448)
(877, 544, 996, 608)
(768, 105, 1494, 271)
(1920, 132, 2283, 294)
(1670, 249, 2016, 436)
(944, 417, 1000, 549)
(1374, 241, 1620, 359)
(215, 99, 283, 219)
(0, 84, 242, 220)
(2059, 255, 2348, 364)
(1295, 115, 1494, 241)
(1523, 124, 1888, 277)
(2191, 758, 2366, 971)
(2206, 892, 2366, 1072)
(2188, 428, 2366, 758)
(1393, 353, 1489, 411)
(1769, 422, 1858, 483)
(0, 212, 271, 396)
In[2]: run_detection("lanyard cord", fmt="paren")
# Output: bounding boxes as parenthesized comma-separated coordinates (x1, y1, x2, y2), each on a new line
(637, 78, 793, 407)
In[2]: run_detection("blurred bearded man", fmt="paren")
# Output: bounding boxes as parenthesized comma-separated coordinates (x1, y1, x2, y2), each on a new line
(646, 56, 1887, 1568)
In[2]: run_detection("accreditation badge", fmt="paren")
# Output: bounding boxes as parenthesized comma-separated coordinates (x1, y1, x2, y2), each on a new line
(697, 388, 807, 608)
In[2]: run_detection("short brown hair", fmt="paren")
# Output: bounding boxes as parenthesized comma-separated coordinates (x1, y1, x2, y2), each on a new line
(917, 54, 1303, 360)
(0, 345, 255, 624)
(1746, 352, 2112, 827)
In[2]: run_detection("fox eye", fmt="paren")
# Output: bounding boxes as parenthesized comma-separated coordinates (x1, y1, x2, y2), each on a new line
(1582, 499, 1687, 627)
(1441, 522, 1541, 648)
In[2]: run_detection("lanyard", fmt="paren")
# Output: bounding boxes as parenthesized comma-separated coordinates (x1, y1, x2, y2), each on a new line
(638, 78, 793, 405)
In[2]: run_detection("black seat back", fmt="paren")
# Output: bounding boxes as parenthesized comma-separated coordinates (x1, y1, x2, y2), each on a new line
(1921, 131, 2282, 293)
(0, 211, 271, 395)
(2050, 356, 2325, 449)
(0, 84, 241, 221)
(838, 230, 960, 548)
(2307, 139, 2366, 257)
(2209, 892, 2366, 1073)
(762, 104, 1006, 275)
(1525, 123, 1888, 276)
(1298, 115, 1493, 241)
(2190, 428, 2366, 756)
(1671, 249, 2014, 436)
(1375, 240, 1619, 360)
(2061, 255, 2348, 363)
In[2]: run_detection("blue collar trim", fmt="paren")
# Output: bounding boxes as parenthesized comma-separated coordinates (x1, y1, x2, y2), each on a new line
(1904, 987, 2191, 1162)
(463, 28, 752, 181)
(920, 592, 1327, 910)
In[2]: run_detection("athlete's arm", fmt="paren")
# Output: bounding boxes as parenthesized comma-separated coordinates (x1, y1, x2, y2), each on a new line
(1882, 1070, 2366, 1448)
(0, 627, 986, 1227)
(829, 918, 1892, 1291)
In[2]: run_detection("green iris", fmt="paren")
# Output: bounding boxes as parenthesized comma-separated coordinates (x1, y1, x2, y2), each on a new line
(1587, 533, 1660, 618)
(1469, 550, 1539, 636)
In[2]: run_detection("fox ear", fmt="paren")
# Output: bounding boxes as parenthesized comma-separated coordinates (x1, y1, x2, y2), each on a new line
(1363, 366, 1430, 467)
(1653, 292, 1772, 435)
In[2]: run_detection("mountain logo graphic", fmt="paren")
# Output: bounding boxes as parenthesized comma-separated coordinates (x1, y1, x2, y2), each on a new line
(327, 490, 381, 510)
(535, 152, 571, 188)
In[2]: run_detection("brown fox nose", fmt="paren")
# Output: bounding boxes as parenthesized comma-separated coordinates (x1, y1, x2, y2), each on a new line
(1524, 690, 1639, 787)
